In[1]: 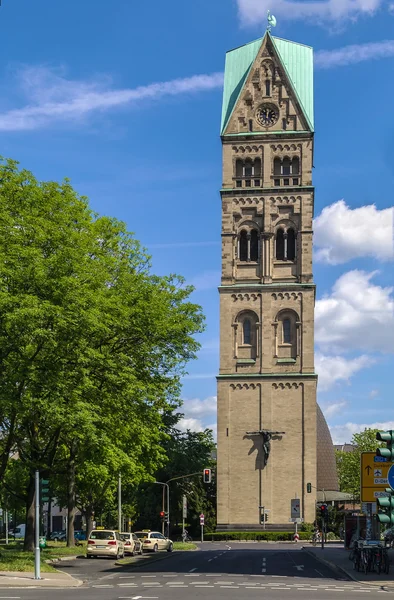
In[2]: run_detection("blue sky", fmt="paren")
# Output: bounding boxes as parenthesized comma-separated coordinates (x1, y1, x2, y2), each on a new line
(0, 0, 393, 444)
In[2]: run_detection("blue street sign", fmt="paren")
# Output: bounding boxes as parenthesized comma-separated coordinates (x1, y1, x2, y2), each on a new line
(388, 464, 394, 491)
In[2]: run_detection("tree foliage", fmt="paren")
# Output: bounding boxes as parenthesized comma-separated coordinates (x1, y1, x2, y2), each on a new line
(0, 158, 205, 549)
(336, 428, 384, 500)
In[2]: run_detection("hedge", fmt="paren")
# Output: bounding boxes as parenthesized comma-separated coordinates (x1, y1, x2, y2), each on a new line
(208, 531, 310, 541)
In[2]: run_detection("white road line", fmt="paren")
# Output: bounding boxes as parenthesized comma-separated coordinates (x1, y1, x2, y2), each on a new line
(195, 585, 215, 588)
(220, 586, 239, 589)
(92, 584, 114, 588)
(188, 567, 197, 572)
(141, 575, 157, 578)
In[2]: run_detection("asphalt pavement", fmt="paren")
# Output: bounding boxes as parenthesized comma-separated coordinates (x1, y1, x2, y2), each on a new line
(0, 542, 393, 599)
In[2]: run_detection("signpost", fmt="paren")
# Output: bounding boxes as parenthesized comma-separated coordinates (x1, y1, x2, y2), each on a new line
(200, 513, 204, 543)
(361, 452, 394, 502)
(182, 495, 187, 542)
(291, 498, 301, 539)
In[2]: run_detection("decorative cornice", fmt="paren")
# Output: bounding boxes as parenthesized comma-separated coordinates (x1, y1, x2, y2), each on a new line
(217, 373, 317, 380)
(220, 186, 314, 195)
(219, 283, 315, 291)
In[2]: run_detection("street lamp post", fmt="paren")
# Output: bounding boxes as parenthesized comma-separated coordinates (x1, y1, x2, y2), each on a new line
(154, 481, 170, 537)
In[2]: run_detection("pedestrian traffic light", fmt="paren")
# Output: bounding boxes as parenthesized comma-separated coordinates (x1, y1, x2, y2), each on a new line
(160, 511, 165, 521)
(307, 483, 312, 493)
(203, 468, 211, 484)
(320, 504, 328, 521)
(40, 479, 50, 503)
(376, 489, 394, 526)
(376, 430, 394, 461)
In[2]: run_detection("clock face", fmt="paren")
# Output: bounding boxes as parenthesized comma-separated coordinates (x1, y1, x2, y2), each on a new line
(257, 104, 279, 127)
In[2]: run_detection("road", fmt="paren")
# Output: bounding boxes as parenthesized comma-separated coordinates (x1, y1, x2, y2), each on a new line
(0, 543, 392, 599)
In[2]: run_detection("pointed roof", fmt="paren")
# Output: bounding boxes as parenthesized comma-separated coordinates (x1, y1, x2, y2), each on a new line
(221, 32, 314, 134)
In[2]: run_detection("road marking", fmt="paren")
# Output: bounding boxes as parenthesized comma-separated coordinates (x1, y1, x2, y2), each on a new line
(141, 575, 157, 578)
(189, 567, 197, 572)
(220, 586, 239, 589)
(195, 585, 215, 588)
(93, 584, 114, 588)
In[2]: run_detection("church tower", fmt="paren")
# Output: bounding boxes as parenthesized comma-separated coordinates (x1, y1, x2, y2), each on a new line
(217, 31, 317, 528)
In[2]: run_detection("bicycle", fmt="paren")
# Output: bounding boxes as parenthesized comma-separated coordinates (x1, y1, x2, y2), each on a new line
(311, 532, 321, 546)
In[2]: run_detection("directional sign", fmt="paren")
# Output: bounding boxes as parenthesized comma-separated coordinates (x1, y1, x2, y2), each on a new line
(291, 498, 300, 518)
(388, 464, 394, 491)
(361, 452, 394, 502)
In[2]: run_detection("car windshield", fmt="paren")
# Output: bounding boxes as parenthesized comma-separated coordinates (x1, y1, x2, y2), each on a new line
(120, 534, 131, 540)
(135, 532, 149, 539)
(89, 531, 116, 540)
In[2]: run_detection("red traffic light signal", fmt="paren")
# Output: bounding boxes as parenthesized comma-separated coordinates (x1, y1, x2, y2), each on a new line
(160, 511, 165, 518)
(320, 504, 328, 519)
(203, 468, 211, 484)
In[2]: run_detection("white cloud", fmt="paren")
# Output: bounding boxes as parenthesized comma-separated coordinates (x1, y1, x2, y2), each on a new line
(315, 40, 394, 68)
(330, 421, 394, 444)
(369, 389, 379, 398)
(237, 0, 385, 26)
(182, 396, 217, 418)
(177, 417, 206, 433)
(316, 353, 372, 390)
(322, 400, 347, 418)
(315, 270, 394, 354)
(0, 66, 224, 131)
(314, 201, 394, 264)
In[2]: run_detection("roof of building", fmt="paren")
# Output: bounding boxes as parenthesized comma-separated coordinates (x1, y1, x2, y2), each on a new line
(334, 443, 356, 453)
(221, 32, 314, 135)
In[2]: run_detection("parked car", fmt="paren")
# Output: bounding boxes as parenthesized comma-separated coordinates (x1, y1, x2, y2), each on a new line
(86, 529, 125, 559)
(134, 530, 173, 553)
(13, 524, 26, 539)
(120, 532, 143, 555)
(74, 530, 87, 541)
(50, 530, 66, 542)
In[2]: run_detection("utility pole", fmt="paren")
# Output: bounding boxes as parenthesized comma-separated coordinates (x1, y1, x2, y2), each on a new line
(118, 473, 122, 533)
(34, 470, 41, 580)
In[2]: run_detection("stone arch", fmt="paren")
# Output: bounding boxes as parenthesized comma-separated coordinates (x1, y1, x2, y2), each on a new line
(233, 310, 260, 361)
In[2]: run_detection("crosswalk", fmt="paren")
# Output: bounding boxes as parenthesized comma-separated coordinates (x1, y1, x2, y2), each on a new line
(89, 573, 394, 594)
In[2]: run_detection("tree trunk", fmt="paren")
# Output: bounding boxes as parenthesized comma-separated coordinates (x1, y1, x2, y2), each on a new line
(24, 475, 35, 552)
(86, 506, 94, 537)
(67, 444, 77, 547)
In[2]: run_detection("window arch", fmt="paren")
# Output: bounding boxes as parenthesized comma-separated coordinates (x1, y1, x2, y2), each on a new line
(282, 157, 291, 176)
(234, 310, 259, 361)
(272, 156, 301, 184)
(276, 228, 285, 260)
(292, 156, 299, 174)
(239, 230, 248, 262)
(274, 309, 300, 360)
(244, 159, 253, 177)
(275, 225, 296, 261)
(254, 158, 262, 176)
(236, 159, 243, 177)
(274, 157, 281, 175)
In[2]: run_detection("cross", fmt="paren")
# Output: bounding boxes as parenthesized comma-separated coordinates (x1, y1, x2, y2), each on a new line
(245, 429, 285, 467)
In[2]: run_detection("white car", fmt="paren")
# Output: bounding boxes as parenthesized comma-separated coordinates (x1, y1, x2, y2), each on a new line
(86, 529, 125, 559)
(134, 530, 173, 553)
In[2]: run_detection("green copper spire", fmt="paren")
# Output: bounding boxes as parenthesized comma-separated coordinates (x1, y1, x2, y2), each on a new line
(221, 32, 314, 134)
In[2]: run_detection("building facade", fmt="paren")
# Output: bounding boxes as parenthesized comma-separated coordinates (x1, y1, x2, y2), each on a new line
(217, 31, 318, 528)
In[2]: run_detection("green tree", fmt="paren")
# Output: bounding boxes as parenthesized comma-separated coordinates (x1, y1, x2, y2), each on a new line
(336, 428, 385, 500)
(0, 158, 204, 550)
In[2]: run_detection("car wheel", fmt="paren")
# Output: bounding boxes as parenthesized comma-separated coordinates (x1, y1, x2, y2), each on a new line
(153, 543, 158, 553)
(167, 543, 173, 553)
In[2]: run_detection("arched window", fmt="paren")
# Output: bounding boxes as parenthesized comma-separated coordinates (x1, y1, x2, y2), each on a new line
(254, 158, 262, 177)
(274, 157, 281, 175)
(239, 230, 248, 261)
(243, 319, 251, 345)
(236, 159, 243, 177)
(292, 156, 299, 174)
(282, 157, 291, 176)
(283, 318, 291, 344)
(276, 228, 285, 260)
(244, 159, 253, 177)
(250, 230, 258, 261)
(287, 228, 296, 261)
(265, 80, 271, 96)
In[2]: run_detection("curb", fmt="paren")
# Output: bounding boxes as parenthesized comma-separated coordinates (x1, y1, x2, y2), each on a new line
(47, 555, 80, 563)
(302, 547, 394, 591)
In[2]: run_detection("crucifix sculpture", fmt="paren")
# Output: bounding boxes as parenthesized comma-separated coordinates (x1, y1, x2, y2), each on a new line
(245, 429, 285, 468)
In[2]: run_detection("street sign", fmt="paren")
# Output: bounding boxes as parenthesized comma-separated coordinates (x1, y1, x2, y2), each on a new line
(289, 517, 303, 523)
(200, 513, 205, 525)
(182, 495, 187, 519)
(388, 465, 394, 491)
(361, 452, 394, 502)
(291, 498, 300, 518)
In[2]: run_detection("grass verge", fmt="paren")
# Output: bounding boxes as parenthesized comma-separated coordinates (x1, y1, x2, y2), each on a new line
(0, 541, 86, 572)
(173, 542, 198, 551)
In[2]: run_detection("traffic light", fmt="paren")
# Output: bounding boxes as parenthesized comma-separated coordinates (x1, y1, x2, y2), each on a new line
(376, 430, 394, 461)
(40, 479, 50, 503)
(320, 504, 328, 521)
(203, 468, 211, 484)
(306, 483, 312, 493)
(160, 511, 165, 521)
(376, 489, 394, 526)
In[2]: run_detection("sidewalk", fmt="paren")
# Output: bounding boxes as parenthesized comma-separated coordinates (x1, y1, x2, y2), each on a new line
(303, 544, 394, 589)
(0, 570, 82, 588)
